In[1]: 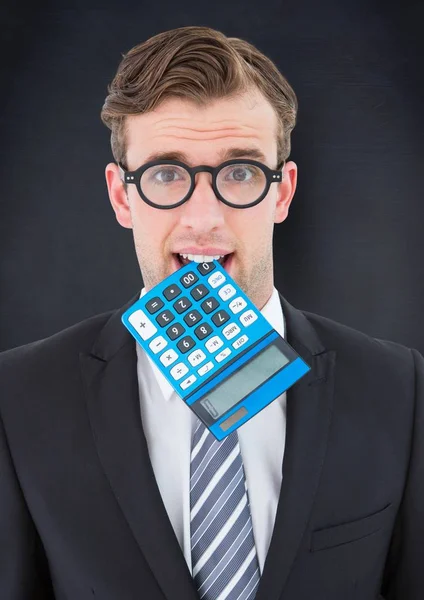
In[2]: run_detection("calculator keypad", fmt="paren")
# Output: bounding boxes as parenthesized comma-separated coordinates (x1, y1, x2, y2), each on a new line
(129, 259, 267, 396)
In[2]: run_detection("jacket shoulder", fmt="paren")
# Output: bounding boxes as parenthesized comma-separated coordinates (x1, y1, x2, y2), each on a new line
(0, 309, 114, 373)
(300, 306, 414, 363)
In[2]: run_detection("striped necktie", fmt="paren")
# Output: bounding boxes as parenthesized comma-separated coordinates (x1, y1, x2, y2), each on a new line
(190, 418, 261, 600)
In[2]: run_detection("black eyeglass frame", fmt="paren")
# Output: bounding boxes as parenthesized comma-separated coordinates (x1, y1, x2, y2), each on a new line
(118, 158, 285, 209)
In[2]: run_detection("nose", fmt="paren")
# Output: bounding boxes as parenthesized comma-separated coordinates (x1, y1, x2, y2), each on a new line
(178, 171, 226, 232)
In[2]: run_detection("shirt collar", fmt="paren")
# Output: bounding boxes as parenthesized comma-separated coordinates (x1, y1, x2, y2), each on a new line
(137, 285, 286, 402)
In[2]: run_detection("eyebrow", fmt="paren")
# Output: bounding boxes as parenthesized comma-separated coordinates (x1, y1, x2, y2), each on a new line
(142, 146, 268, 166)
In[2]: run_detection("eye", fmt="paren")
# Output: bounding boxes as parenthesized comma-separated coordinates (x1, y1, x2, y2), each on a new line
(149, 166, 188, 184)
(153, 168, 178, 183)
(220, 164, 261, 184)
(228, 166, 251, 181)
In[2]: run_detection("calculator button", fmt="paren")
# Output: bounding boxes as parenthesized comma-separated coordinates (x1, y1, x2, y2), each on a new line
(218, 284, 236, 302)
(232, 335, 249, 350)
(197, 261, 216, 275)
(198, 361, 215, 376)
(229, 297, 247, 314)
(177, 336, 196, 354)
(208, 271, 226, 288)
(239, 310, 258, 327)
(166, 322, 185, 341)
(190, 284, 209, 301)
(222, 322, 241, 340)
(187, 349, 206, 367)
(180, 374, 197, 390)
(183, 310, 202, 327)
(212, 310, 230, 328)
(145, 297, 165, 314)
(216, 347, 232, 363)
(163, 284, 182, 301)
(170, 362, 189, 381)
(205, 336, 224, 354)
(173, 296, 192, 314)
(194, 322, 213, 340)
(128, 309, 157, 341)
(180, 271, 199, 288)
(201, 297, 220, 314)
(156, 310, 175, 327)
(160, 349, 178, 367)
(149, 335, 168, 354)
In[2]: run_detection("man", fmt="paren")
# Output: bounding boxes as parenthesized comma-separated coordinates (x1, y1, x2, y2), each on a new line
(0, 25, 423, 600)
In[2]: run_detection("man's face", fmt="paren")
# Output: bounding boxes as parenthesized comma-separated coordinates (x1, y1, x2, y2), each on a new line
(105, 89, 297, 310)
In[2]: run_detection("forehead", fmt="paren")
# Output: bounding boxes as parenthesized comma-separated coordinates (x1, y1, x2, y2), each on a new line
(125, 90, 278, 167)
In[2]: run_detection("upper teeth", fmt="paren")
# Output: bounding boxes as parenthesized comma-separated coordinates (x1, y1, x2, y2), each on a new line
(179, 253, 226, 263)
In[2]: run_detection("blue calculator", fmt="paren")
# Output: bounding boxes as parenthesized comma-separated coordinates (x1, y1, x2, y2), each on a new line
(121, 260, 310, 440)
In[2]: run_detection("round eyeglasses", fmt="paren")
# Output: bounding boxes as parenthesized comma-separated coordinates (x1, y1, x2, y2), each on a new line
(118, 159, 285, 209)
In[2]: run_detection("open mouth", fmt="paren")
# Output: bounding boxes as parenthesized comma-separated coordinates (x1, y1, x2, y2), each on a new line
(173, 253, 233, 272)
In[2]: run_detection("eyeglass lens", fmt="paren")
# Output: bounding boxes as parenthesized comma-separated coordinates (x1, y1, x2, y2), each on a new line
(139, 163, 267, 207)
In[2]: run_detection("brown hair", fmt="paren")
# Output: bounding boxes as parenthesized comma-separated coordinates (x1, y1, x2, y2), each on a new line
(100, 26, 298, 181)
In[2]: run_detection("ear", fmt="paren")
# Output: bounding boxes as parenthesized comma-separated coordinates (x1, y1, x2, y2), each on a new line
(105, 162, 133, 229)
(274, 161, 297, 224)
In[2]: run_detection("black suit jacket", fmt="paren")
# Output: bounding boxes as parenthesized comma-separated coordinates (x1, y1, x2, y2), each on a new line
(0, 290, 423, 600)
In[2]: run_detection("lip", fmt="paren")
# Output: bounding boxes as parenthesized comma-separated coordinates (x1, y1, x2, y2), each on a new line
(174, 248, 232, 256)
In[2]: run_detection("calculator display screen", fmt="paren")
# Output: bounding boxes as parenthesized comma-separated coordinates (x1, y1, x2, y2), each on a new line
(199, 344, 290, 419)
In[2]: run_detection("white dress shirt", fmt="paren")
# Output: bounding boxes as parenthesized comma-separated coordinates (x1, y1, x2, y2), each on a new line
(135, 285, 287, 575)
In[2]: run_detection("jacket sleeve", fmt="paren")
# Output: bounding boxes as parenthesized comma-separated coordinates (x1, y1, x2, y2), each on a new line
(0, 411, 54, 599)
(382, 347, 424, 599)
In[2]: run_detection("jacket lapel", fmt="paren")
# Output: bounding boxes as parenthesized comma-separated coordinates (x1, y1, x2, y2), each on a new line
(255, 293, 336, 600)
(80, 289, 336, 600)
(80, 291, 199, 600)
